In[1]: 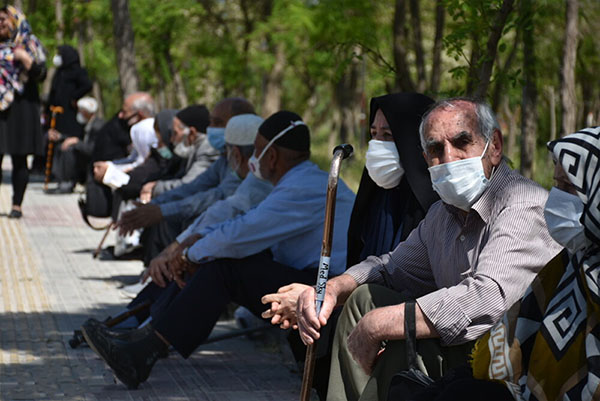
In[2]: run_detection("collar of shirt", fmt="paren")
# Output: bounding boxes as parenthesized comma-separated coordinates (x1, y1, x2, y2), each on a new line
(275, 159, 313, 187)
(443, 160, 511, 225)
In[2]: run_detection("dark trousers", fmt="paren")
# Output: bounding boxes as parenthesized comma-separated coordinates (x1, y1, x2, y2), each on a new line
(140, 219, 183, 266)
(127, 281, 181, 324)
(0, 154, 29, 206)
(153, 252, 318, 358)
(52, 144, 86, 184)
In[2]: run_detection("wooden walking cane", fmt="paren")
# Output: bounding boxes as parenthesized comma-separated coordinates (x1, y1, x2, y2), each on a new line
(300, 143, 353, 401)
(44, 105, 64, 191)
(93, 222, 113, 259)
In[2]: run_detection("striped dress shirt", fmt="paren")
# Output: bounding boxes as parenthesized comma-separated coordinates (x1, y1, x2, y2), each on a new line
(345, 161, 562, 345)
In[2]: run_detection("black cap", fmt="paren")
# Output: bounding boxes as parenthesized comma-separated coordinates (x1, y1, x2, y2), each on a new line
(258, 111, 310, 152)
(176, 105, 210, 133)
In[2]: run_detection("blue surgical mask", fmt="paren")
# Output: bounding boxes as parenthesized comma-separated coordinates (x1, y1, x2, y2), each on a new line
(207, 127, 226, 152)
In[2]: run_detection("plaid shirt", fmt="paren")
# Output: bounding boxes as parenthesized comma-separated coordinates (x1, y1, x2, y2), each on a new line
(345, 161, 562, 345)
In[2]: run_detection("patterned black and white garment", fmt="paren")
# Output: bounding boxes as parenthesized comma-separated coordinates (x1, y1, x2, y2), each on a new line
(471, 127, 600, 401)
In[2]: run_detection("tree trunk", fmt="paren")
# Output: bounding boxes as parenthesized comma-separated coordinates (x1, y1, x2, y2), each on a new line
(408, 0, 426, 92)
(519, 0, 537, 179)
(546, 86, 557, 170)
(14, 0, 24, 11)
(560, 0, 579, 136)
(261, 42, 285, 117)
(165, 48, 188, 108)
(42, 0, 65, 98)
(111, 0, 139, 97)
(472, 0, 515, 98)
(392, 0, 415, 92)
(429, 0, 445, 94)
(502, 99, 518, 160)
(491, 32, 519, 112)
(333, 47, 362, 147)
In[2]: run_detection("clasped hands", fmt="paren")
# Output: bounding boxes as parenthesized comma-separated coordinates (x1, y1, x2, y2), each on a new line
(142, 234, 202, 289)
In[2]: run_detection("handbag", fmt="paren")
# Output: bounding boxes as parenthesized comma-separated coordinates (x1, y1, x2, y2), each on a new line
(387, 301, 435, 401)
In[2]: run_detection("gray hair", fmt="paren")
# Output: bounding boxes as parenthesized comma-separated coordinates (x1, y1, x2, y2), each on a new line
(131, 92, 156, 118)
(418, 97, 500, 152)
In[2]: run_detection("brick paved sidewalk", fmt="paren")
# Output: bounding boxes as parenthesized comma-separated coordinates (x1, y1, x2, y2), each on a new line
(0, 169, 305, 400)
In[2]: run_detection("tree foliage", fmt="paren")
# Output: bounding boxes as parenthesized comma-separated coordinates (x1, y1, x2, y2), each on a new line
(21, 0, 600, 188)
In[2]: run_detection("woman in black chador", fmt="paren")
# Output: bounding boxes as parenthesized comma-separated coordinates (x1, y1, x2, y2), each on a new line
(0, 6, 46, 218)
(47, 44, 92, 193)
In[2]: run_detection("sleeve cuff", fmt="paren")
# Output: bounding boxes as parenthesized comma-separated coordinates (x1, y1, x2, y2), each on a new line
(416, 289, 472, 345)
(159, 203, 177, 218)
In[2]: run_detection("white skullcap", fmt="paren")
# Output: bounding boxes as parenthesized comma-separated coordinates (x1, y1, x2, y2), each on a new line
(77, 97, 98, 114)
(225, 114, 264, 146)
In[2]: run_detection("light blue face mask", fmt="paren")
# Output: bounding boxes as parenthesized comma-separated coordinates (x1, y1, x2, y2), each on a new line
(207, 127, 226, 152)
(157, 146, 173, 160)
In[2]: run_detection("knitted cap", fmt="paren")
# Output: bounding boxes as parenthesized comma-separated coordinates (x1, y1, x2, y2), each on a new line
(225, 114, 264, 146)
(176, 104, 210, 133)
(259, 111, 310, 152)
(77, 97, 98, 114)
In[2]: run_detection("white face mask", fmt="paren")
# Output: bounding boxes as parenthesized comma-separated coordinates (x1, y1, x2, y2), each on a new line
(365, 139, 404, 189)
(544, 187, 589, 253)
(174, 140, 194, 158)
(428, 141, 490, 211)
(76, 111, 88, 125)
(53, 54, 63, 67)
(248, 120, 307, 180)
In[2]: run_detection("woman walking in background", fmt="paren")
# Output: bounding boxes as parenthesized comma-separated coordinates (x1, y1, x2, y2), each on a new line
(0, 5, 46, 218)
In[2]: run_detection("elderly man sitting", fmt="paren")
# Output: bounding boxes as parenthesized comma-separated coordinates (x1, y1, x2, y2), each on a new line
(82, 111, 356, 389)
(297, 97, 562, 401)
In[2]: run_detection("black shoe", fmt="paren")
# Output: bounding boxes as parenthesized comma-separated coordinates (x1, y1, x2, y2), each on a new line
(82, 318, 170, 358)
(8, 209, 22, 219)
(81, 323, 166, 389)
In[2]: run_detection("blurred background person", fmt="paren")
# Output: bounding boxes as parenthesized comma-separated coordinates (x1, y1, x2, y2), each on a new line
(46, 44, 92, 193)
(0, 5, 46, 218)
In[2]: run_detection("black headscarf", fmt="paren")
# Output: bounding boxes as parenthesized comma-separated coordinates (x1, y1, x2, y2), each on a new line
(47, 45, 92, 138)
(346, 93, 438, 267)
(155, 109, 178, 146)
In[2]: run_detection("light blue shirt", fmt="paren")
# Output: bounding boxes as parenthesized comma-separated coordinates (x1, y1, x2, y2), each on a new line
(150, 156, 241, 222)
(176, 173, 273, 242)
(187, 160, 356, 276)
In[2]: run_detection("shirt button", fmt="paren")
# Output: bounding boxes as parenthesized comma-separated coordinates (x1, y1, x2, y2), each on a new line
(459, 235, 465, 242)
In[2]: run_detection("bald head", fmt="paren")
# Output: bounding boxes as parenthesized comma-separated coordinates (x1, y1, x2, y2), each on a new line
(210, 97, 255, 128)
(119, 92, 156, 127)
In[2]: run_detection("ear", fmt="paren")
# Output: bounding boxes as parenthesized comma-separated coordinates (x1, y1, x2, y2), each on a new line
(188, 127, 198, 143)
(489, 129, 503, 166)
(264, 146, 278, 170)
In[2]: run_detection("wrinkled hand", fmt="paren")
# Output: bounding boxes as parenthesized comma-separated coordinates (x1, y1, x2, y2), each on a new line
(262, 283, 311, 329)
(48, 128, 62, 142)
(140, 181, 157, 203)
(93, 161, 108, 182)
(145, 251, 172, 288)
(115, 201, 163, 236)
(60, 136, 79, 151)
(297, 285, 338, 345)
(347, 309, 385, 376)
(168, 234, 202, 288)
(143, 242, 181, 287)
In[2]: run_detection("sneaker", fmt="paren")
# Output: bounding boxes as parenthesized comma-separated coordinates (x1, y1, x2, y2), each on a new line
(119, 281, 149, 299)
(8, 209, 22, 219)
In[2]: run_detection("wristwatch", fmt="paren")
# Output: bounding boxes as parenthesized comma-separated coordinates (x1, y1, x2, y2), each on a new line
(181, 247, 189, 263)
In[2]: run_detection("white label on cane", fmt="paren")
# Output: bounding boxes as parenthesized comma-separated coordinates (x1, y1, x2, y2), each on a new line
(315, 256, 331, 303)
